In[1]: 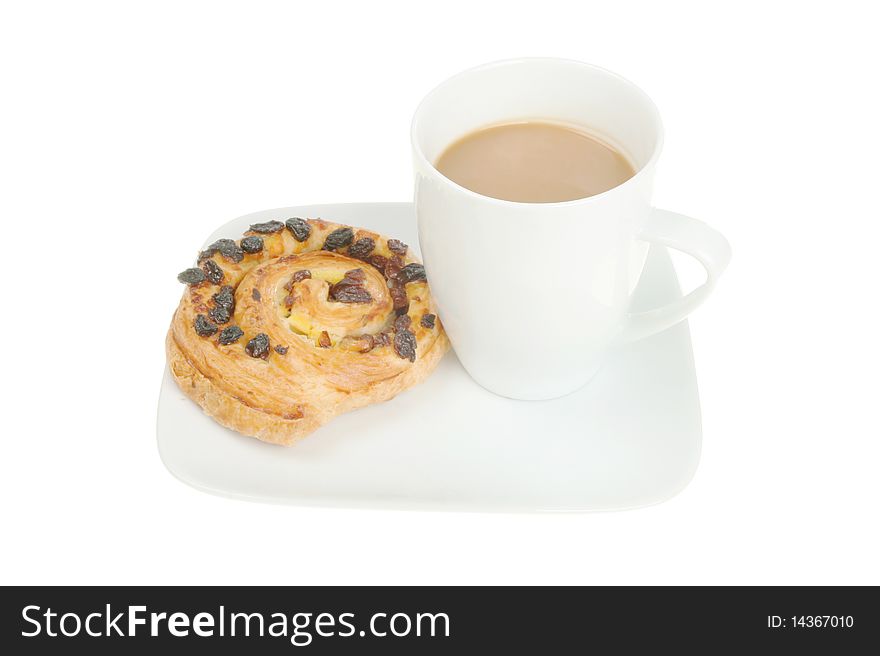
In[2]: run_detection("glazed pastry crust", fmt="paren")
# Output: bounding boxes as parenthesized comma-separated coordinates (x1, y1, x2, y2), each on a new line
(167, 219, 449, 446)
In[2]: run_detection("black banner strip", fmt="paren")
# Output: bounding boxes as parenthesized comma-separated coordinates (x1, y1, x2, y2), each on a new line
(1, 586, 876, 653)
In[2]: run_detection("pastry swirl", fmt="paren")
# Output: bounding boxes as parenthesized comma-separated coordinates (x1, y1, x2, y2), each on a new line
(167, 218, 449, 445)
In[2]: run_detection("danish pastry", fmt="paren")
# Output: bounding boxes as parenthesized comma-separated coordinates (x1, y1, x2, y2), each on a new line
(167, 217, 449, 445)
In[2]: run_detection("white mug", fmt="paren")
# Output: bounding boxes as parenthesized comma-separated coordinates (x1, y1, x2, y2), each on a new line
(411, 58, 731, 400)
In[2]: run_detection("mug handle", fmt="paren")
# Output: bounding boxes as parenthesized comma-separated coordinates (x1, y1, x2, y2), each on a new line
(618, 208, 731, 344)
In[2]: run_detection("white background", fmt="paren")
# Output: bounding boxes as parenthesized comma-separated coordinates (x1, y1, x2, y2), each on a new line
(2, 0, 878, 585)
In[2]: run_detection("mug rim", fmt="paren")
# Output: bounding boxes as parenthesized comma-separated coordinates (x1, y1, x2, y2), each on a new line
(410, 57, 665, 208)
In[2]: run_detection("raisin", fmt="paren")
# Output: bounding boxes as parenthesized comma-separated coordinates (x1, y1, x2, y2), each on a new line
(240, 235, 264, 253)
(367, 254, 389, 273)
(194, 314, 217, 337)
(322, 227, 354, 251)
(251, 288, 261, 301)
(348, 237, 375, 259)
(218, 325, 244, 345)
(397, 263, 427, 284)
(212, 286, 235, 310)
(389, 283, 409, 315)
(372, 332, 391, 348)
(329, 284, 372, 304)
(420, 313, 436, 329)
(248, 220, 284, 234)
(329, 269, 372, 303)
(274, 345, 288, 355)
(384, 260, 402, 281)
(201, 259, 224, 285)
(387, 239, 408, 255)
(318, 331, 331, 348)
(178, 268, 206, 285)
(209, 305, 231, 324)
(201, 238, 244, 263)
(285, 217, 311, 242)
(245, 333, 270, 359)
(285, 269, 311, 291)
(393, 314, 412, 332)
(393, 329, 417, 362)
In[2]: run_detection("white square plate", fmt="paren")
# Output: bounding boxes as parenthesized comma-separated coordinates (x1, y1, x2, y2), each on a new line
(157, 203, 701, 512)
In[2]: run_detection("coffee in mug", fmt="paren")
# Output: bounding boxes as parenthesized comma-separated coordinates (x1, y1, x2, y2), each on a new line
(435, 121, 635, 203)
